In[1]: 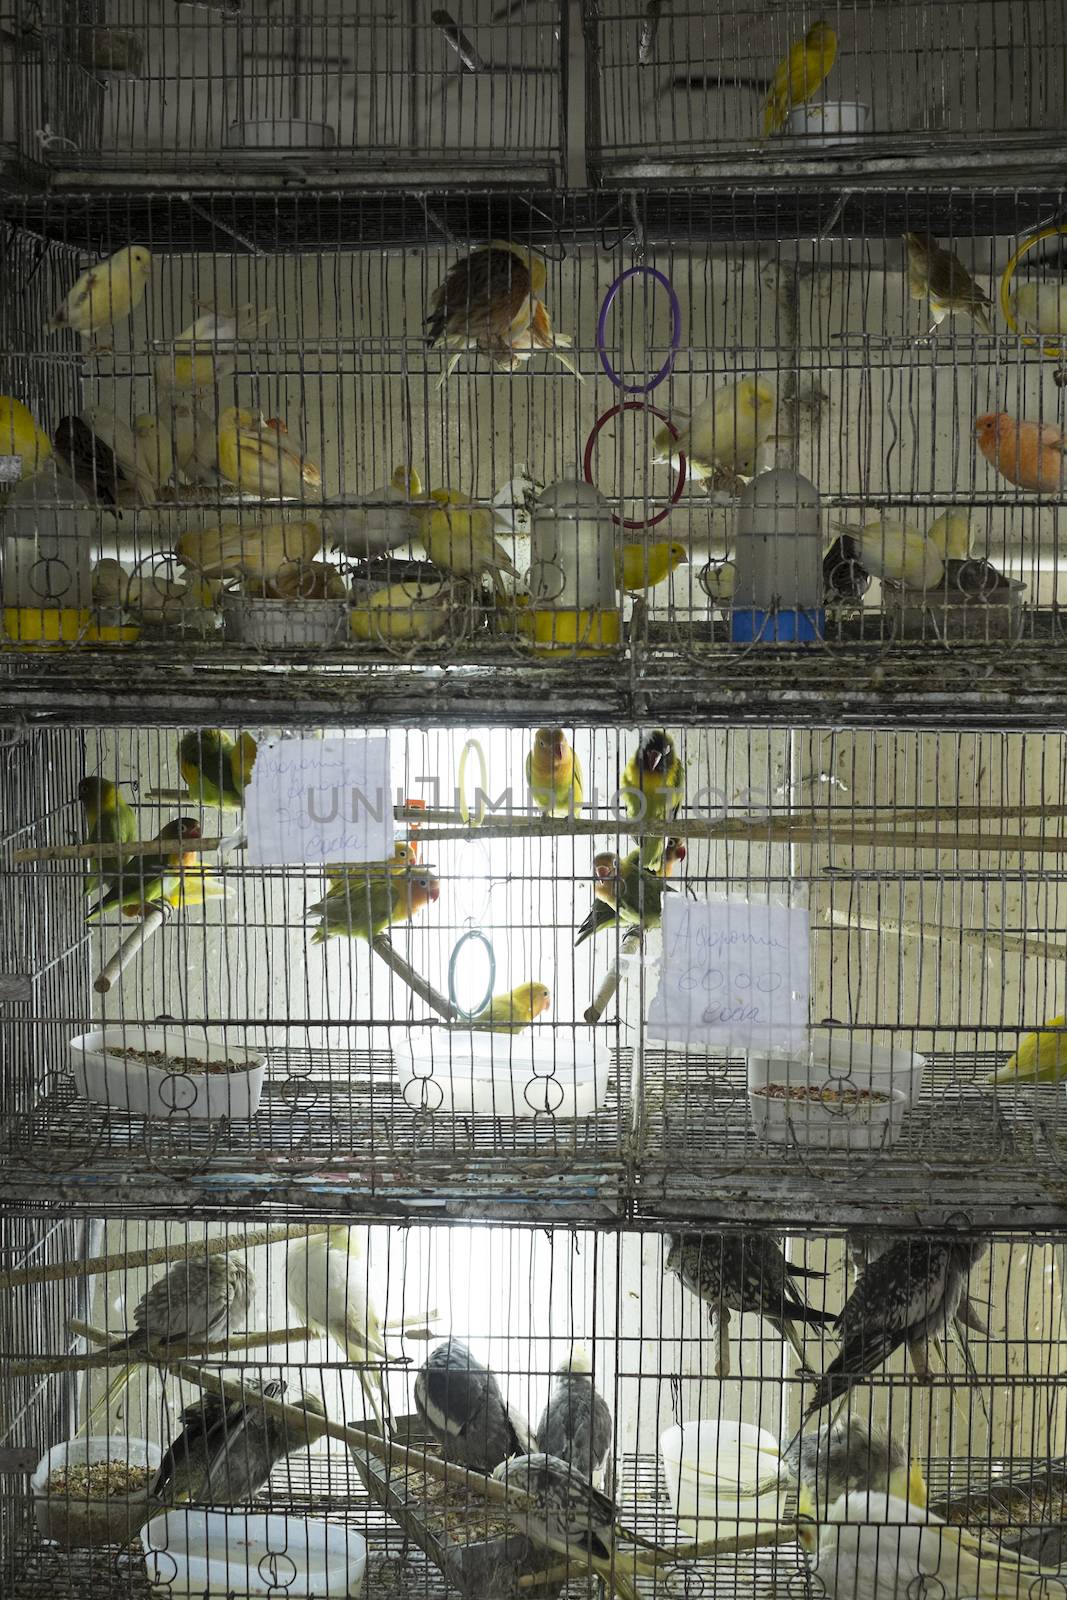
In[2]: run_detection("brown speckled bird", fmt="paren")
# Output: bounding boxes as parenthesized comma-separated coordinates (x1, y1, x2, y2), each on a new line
(904, 233, 993, 335)
(426, 242, 579, 383)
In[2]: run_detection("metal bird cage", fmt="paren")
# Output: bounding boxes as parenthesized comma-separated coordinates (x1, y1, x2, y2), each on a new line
(1, 719, 1066, 1228)
(1, 1216, 1065, 1598)
(1, 0, 567, 187)
(585, 0, 1067, 185)
(1, 187, 1067, 726)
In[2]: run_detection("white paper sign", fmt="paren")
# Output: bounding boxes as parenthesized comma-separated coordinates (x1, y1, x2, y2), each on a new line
(647, 896, 809, 1052)
(244, 736, 394, 866)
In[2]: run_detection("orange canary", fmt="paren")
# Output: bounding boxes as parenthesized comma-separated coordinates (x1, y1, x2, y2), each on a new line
(976, 413, 1067, 494)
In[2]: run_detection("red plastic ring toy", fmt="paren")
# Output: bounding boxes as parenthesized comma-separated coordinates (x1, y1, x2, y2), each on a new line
(582, 401, 687, 530)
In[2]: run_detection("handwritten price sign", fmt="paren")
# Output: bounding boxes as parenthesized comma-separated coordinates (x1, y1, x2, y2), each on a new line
(647, 896, 809, 1051)
(245, 735, 394, 866)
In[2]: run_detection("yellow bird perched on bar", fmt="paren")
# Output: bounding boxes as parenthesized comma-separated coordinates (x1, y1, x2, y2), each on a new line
(526, 727, 584, 819)
(216, 407, 322, 501)
(426, 242, 579, 383)
(470, 982, 552, 1032)
(47, 244, 152, 343)
(179, 729, 258, 811)
(761, 21, 837, 137)
(307, 867, 440, 944)
(986, 1014, 1067, 1085)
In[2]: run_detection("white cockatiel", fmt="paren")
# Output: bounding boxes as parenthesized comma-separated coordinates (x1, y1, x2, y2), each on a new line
(814, 1493, 1052, 1600)
(286, 1228, 390, 1431)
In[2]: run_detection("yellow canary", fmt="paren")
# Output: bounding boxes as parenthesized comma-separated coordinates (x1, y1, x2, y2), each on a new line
(155, 306, 271, 393)
(987, 1015, 1067, 1085)
(615, 541, 688, 594)
(526, 727, 583, 818)
(416, 490, 519, 585)
(834, 517, 944, 589)
(0, 397, 52, 479)
(350, 580, 454, 644)
(1009, 282, 1067, 337)
(216, 407, 322, 501)
(308, 868, 440, 944)
(470, 982, 551, 1032)
(652, 378, 777, 482)
(622, 730, 684, 870)
(761, 22, 837, 137)
(926, 509, 972, 561)
(48, 245, 152, 339)
(133, 414, 174, 489)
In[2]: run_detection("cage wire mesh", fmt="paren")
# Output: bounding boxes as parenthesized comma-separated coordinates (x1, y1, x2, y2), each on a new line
(2, 721, 1067, 1226)
(1, 187, 1066, 692)
(587, 0, 1067, 183)
(2, 0, 565, 184)
(1, 1219, 1066, 1598)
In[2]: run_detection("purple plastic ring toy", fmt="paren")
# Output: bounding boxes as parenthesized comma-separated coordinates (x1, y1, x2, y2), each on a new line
(596, 265, 682, 394)
(583, 401, 687, 530)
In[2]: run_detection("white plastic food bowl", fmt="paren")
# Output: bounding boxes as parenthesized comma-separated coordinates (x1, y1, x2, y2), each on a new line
(33, 1435, 161, 1547)
(747, 1033, 924, 1147)
(141, 1509, 366, 1597)
(786, 101, 870, 145)
(223, 594, 349, 647)
(661, 1422, 785, 1536)
(399, 1033, 607, 1118)
(68, 1025, 266, 1120)
(749, 1083, 906, 1149)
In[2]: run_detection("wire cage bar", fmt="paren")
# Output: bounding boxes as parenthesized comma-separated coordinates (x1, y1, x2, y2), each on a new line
(3, 720, 1067, 1227)
(2, 185, 1067, 727)
(1, 1216, 1065, 1598)
(585, 0, 1067, 186)
(0, 0, 567, 188)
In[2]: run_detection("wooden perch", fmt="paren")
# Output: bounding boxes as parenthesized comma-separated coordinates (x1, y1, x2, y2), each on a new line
(817, 907, 1067, 962)
(14, 839, 226, 863)
(585, 931, 642, 1025)
(93, 906, 168, 993)
(372, 934, 459, 1021)
(0, 1223, 327, 1291)
(12, 1325, 315, 1378)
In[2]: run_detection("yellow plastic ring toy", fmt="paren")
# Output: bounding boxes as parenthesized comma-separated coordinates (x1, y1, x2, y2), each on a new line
(999, 224, 1067, 361)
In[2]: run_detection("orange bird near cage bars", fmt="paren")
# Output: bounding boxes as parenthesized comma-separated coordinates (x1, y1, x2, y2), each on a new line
(426, 241, 580, 384)
(975, 412, 1067, 494)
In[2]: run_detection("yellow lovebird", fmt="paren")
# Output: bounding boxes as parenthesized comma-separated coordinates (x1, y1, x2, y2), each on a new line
(47, 245, 152, 340)
(308, 867, 440, 944)
(927, 509, 972, 561)
(78, 776, 138, 895)
(987, 1014, 1067, 1085)
(622, 729, 684, 870)
(652, 378, 777, 483)
(471, 982, 551, 1032)
(526, 727, 584, 818)
(179, 729, 258, 810)
(761, 22, 837, 138)
(416, 489, 519, 586)
(0, 397, 52, 479)
(615, 541, 688, 595)
(216, 407, 322, 501)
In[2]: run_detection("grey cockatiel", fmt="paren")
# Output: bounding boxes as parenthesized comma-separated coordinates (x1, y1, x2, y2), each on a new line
(535, 1344, 612, 1482)
(847, 1230, 988, 1338)
(152, 1380, 326, 1505)
(414, 1337, 534, 1471)
(493, 1452, 641, 1600)
(799, 1236, 989, 1426)
(783, 1418, 922, 1527)
(665, 1231, 836, 1378)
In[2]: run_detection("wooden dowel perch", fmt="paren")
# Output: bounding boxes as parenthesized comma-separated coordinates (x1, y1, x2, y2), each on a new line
(818, 907, 1067, 962)
(14, 839, 226, 863)
(93, 906, 168, 993)
(585, 931, 642, 1026)
(12, 1326, 315, 1378)
(372, 934, 459, 1021)
(0, 1222, 327, 1291)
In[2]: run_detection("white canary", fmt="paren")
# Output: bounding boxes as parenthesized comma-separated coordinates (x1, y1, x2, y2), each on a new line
(48, 245, 152, 340)
(652, 377, 777, 482)
(834, 517, 944, 589)
(84, 407, 156, 503)
(133, 414, 174, 490)
(926, 509, 972, 561)
(286, 1228, 390, 1431)
(326, 466, 424, 560)
(814, 1492, 1053, 1600)
(1009, 281, 1067, 338)
(156, 304, 272, 392)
